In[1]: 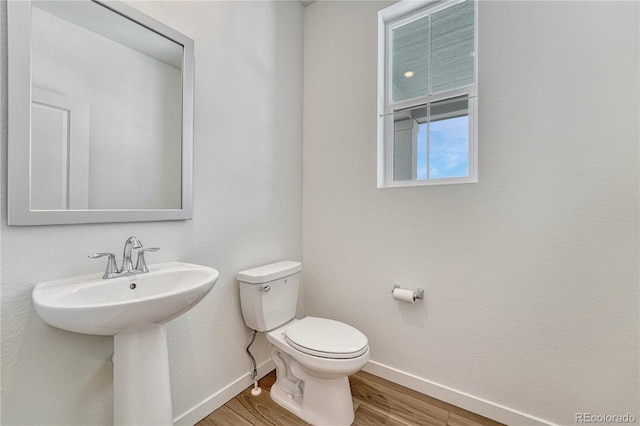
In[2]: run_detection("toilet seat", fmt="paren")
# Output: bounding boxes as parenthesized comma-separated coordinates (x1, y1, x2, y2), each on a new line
(284, 317, 368, 359)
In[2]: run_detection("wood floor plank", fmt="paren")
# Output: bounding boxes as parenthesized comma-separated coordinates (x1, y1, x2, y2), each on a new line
(448, 412, 489, 426)
(224, 398, 274, 426)
(197, 405, 253, 426)
(356, 370, 459, 412)
(353, 404, 410, 426)
(229, 385, 311, 426)
(355, 371, 503, 426)
(350, 374, 449, 426)
(258, 370, 277, 391)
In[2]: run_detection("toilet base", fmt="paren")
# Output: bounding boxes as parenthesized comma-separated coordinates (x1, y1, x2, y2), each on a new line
(270, 377, 355, 426)
(270, 347, 355, 426)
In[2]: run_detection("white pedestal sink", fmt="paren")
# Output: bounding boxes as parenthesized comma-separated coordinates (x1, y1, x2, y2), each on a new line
(32, 261, 219, 425)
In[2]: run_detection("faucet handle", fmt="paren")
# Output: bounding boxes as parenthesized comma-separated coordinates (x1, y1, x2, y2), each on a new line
(88, 253, 120, 278)
(135, 248, 160, 273)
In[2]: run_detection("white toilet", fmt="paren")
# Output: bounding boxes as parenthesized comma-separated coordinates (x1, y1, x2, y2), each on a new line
(238, 261, 369, 426)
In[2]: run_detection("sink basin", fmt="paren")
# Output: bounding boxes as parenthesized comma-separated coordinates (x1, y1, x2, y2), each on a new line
(33, 262, 218, 335)
(32, 261, 219, 425)
(33, 261, 219, 335)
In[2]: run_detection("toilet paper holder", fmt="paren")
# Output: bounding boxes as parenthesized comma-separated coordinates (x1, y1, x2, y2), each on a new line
(392, 285, 424, 301)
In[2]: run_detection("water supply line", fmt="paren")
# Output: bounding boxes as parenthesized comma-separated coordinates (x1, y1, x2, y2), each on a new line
(246, 329, 262, 396)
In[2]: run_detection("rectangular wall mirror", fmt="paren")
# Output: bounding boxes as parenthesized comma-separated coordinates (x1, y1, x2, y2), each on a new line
(7, 0, 194, 225)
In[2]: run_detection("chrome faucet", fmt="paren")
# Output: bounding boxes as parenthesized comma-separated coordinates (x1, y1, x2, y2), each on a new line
(121, 236, 143, 274)
(89, 236, 160, 279)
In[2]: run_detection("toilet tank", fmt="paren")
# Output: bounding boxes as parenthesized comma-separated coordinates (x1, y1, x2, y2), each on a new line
(237, 261, 302, 332)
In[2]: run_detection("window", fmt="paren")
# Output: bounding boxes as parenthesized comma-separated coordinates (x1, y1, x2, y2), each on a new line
(378, 0, 478, 187)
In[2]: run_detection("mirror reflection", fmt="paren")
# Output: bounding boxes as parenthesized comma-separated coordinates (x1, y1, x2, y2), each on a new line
(30, 1, 183, 210)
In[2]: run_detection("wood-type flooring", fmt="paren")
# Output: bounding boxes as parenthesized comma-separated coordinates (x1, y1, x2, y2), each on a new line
(197, 370, 504, 426)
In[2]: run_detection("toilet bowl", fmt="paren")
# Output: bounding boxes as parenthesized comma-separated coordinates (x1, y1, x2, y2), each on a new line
(267, 318, 369, 425)
(238, 261, 369, 426)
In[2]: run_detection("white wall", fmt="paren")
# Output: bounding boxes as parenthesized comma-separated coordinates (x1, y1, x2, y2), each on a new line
(303, 1, 639, 425)
(0, 1, 303, 424)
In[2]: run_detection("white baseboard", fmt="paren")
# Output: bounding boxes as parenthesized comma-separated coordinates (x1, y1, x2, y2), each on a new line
(173, 359, 275, 426)
(363, 360, 556, 426)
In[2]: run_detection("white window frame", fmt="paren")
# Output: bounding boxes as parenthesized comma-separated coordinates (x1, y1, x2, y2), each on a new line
(377, 0, 478, 188)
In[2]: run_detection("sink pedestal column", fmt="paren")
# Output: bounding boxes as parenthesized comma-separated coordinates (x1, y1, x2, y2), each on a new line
(113, 324, 173, 425)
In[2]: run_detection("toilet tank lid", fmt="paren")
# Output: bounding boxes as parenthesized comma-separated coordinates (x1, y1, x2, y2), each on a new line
(237, 261, 302, 284)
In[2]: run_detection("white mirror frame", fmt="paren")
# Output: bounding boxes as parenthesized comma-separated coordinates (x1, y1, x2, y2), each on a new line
(7, 0, 194, 225)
